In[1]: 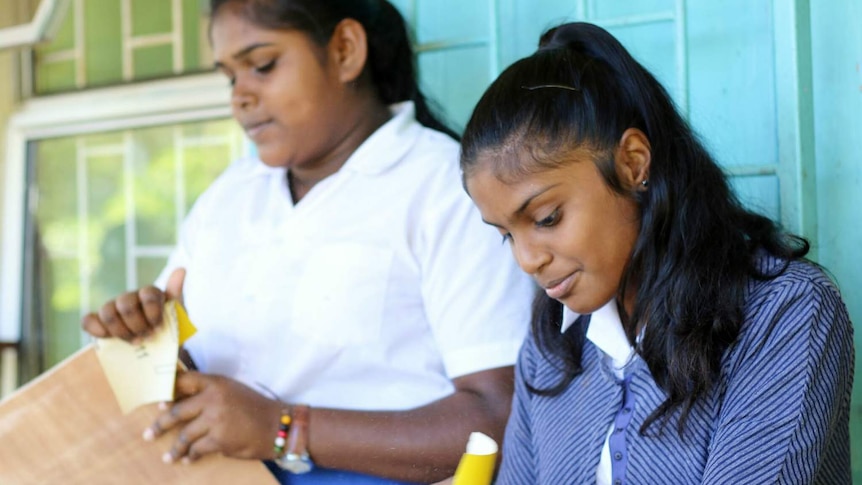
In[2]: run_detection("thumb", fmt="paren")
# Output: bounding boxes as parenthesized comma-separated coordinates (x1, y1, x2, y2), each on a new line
(165, 267, 186, 303)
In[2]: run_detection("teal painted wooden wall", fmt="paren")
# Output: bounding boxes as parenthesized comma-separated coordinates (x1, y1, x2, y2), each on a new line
(811, 0, 862, 478)
(392, 0, 860, 479)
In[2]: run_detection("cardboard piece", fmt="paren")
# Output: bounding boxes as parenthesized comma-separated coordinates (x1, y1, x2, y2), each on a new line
(0, 345, 278, 485)
(94, 300, 195, 414)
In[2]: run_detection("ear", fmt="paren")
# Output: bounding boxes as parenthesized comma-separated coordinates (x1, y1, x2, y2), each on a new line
(614, 128, 652, 191)
(326, 18, 369, 84)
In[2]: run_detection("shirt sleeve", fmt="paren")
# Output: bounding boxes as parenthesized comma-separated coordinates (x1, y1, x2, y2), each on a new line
(417, 163, 535, 379)
(496, 337, 538, 484)
(700, 273, 854, 484)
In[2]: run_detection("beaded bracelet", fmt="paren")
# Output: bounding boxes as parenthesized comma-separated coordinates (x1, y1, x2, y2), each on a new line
(273, 409, 292, 458)
(254, 381, 293, 459)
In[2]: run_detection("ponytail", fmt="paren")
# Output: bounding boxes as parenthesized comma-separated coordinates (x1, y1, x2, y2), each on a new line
(210, 0, 458, 139)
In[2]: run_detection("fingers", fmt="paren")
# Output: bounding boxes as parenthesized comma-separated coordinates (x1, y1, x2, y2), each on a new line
(146, 397, 203, 442)
(138, 286, 166, 329)
(182, 436, 221, 464)
(82, 286, 168, 342)
(81, 312, 109, 338)
(174, 371, 207, 399)
(114, 292, 154, 337)
(145, 373, 218, 464)
(165, 268, 186, 303)
(95, 299, 135, 340)
(163, 419, 210, 464)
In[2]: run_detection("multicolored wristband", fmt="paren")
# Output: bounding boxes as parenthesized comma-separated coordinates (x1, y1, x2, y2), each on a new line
(273, 408, 292, 458)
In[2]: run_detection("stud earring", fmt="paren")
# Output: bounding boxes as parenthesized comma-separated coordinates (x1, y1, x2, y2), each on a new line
(641, 180, 649, 187)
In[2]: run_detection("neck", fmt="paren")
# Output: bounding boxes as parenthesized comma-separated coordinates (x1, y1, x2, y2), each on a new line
(289, 97, 392, 203)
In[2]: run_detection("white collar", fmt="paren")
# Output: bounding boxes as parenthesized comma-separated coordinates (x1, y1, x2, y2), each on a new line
(340, 101, 423, 175)
(561, 300, 634, 370)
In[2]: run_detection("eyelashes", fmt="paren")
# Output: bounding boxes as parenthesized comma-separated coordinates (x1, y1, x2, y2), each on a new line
(497, 208, 562, 245)
(498, 209, 561, 244)
(255, 60, 276, 74)
(225, 59, 276, 87)
(536, 209, 561, 228)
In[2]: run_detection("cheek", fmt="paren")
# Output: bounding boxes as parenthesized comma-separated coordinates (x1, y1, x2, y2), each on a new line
(565, 199, 638, 276)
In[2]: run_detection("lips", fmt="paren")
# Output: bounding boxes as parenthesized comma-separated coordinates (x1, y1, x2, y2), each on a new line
(242, 119, 273, 139)
(543, 273, 576, 300)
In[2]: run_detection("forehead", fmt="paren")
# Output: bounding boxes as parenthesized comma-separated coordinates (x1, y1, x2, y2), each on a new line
(465, 147, 604, 213)
(464, 152, 551, 215)
(210, 8, 311, 59)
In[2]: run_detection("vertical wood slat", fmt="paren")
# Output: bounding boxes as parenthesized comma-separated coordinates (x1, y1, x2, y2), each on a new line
(773, 0, 817, 257)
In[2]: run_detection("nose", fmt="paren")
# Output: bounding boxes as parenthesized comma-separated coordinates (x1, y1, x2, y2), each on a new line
(511, 235, 551, 277)
(230, 76, 257, 112)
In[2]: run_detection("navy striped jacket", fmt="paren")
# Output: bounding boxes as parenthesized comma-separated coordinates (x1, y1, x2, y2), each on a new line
(498, 255, 854, 484)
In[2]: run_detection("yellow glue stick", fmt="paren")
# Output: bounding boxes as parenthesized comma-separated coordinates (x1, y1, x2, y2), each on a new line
(452, 432, 498, 485)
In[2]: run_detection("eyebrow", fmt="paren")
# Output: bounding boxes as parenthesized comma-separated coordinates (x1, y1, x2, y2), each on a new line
(213, 42, 275, 68)
(482, 184, 560, 227)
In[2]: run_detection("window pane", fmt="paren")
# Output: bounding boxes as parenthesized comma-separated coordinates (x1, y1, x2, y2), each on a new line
(34, 0, 212, 94)
(29, 118, 242, 367)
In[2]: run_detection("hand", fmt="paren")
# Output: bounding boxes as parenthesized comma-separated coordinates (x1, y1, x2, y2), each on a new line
(81, 268, 186, 342)
(143, 372, 282, 464)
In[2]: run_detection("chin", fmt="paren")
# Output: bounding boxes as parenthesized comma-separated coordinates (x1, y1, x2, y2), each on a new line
(561, 297, 604, 316)
(256, 148, 290, 168)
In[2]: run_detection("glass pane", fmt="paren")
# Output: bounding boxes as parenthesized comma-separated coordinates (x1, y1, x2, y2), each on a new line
(34, 0, 213, 94)
(83, 0, 123, 88)
(182, 0, 209, 70)
(131, 0, 173, 36)
(137, 257, 169, 289)
(34, 59, 77, 93)
(133, 126, 179, 246)
(133, 44, 174, 80)
(29, 117, 241, 367)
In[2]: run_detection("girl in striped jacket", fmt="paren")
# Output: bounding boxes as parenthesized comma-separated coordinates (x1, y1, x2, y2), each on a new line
(460, 22, 854, 485)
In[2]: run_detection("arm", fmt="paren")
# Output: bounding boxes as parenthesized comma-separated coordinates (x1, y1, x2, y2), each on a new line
(150, 366, 514, 483)
(307, 366, 515, 481)
(700, 276, 854, 484)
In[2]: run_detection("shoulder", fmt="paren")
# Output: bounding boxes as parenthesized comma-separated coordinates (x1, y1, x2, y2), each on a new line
(390, 127, 476, 220)
(732, 254, 851, 362)
(399, 126, 461, 179)
(746, 255, 846, 323)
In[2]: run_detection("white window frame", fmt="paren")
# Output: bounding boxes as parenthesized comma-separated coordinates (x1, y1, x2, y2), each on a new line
(0, 72, 232, 369)
(0, 0, 71, 50)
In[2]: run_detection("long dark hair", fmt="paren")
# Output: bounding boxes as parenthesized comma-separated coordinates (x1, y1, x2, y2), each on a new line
(460, 22, 809, 434)
(210, 0, 457, 139)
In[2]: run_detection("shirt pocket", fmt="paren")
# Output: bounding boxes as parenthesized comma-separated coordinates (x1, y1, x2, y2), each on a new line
(290, 242, 392, 346)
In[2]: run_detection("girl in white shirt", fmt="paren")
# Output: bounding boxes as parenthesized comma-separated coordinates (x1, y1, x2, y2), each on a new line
(81, 1, 534, 484)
